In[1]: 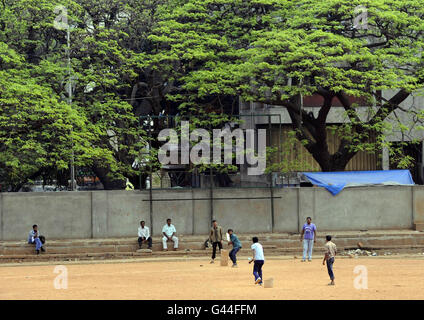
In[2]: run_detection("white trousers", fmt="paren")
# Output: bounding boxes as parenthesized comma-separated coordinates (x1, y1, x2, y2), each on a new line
(162, 236, 178, 249)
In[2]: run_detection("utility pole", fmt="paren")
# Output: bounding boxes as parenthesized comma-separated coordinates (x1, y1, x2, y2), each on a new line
(148, 117, 153, 235)
(67, 26, 76, 191)
(54, 5, 75, 191)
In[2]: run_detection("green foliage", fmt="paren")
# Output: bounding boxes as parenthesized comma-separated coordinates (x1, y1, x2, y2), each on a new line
(0, 42, 95, 189)
(151, 0, 424, 172)
(1, 0, 424, 190)
(0, 0, 153, 189)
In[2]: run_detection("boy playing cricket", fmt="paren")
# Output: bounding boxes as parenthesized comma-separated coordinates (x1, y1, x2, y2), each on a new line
(227, 229, 242, 268)
(323, 235, 337, 285)
(249, 237, 265, 285)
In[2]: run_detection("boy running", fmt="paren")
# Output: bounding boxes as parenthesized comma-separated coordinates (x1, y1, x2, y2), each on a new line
(323, 235, 337, 286)
(249, 237, 265, 285)
(227, 229, 242, 268)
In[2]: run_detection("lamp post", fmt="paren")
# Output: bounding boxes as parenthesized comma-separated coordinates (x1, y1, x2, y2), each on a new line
(54, 5, 75, 191)
(67, 26, 76, 191)
(134, 115, 154, 234)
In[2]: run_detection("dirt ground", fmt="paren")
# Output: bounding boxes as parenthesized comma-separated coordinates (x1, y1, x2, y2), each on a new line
(0, 257, 423, 300)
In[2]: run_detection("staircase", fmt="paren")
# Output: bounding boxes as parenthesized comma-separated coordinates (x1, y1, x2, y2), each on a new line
(1, 230, 424, 264)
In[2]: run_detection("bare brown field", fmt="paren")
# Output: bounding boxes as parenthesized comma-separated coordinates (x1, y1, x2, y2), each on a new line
(0, 257, 423, 300)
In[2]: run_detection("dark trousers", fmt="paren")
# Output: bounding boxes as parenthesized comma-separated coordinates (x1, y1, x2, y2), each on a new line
(253, 260, 264, 283)
(229, 247, 240, 264)
(138, 237, 152, 248)
(326, 257, 335, 280)
(211, 241, 223, 260)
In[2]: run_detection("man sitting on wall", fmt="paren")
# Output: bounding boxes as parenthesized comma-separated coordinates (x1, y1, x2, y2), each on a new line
(28, 224, 45, 254)
(162, 218, 178, 251)
(138, 220, 152, 250)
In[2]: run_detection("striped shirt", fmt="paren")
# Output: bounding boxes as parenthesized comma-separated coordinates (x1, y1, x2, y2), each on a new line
(325, 241, 337, 259)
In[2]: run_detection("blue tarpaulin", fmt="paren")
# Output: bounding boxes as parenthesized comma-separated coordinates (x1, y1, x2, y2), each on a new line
(302, 170, 414, 196)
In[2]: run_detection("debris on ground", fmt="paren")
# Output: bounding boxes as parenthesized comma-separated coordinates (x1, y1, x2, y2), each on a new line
(344, 249, 377, 257)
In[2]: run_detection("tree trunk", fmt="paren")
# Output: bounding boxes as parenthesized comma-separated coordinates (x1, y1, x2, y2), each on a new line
(308, 136, 359, 172)
(10, 168, 44, 192)
(92, 165, 126, 190)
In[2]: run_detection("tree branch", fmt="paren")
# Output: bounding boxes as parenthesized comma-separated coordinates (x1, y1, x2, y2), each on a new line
(370, 89, 410, 125)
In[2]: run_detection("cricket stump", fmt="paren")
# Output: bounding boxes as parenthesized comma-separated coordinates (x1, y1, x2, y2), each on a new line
(220, 249, 229, 266)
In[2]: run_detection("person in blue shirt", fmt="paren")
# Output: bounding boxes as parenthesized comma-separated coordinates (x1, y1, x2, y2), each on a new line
(227, 229, 242, 268)
(300, 217, 317, 262)
(28, 224, 45, 254)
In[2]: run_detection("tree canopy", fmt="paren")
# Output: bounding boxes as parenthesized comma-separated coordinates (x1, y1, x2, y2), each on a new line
(1, 0, 424, 190)
(151, 0, 424, 171)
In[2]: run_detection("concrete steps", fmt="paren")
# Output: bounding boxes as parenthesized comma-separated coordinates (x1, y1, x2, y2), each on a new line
(1, 230, 424, 264)
(1, 246, 424, 264)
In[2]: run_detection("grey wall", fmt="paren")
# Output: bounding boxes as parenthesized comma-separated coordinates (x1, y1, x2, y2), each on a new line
(413, 186, 424, 227)
(298, 186, 413, 231)
(273, 188, 299, 233)
(212, 188, 273, 233)
(1, 192, 92, 240)
(0, 185, 418, 241)
(91, 191, 151, 238)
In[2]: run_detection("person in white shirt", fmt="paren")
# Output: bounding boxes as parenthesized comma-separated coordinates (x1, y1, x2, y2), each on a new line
(249, 237, 265, 285)
(162, 218, 178, 251)
(137, 221, 152, 249)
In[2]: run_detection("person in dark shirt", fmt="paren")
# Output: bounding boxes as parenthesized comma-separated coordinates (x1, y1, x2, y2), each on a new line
(209, 220, 223, 264)
(227, 229, 242, 268)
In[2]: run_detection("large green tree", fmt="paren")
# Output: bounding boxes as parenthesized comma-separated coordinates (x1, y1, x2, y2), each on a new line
(151, 0, 424, 171)
(0, 41, 96, 191)
(0, 0, 161, 189)
(2, 0, 424, 191)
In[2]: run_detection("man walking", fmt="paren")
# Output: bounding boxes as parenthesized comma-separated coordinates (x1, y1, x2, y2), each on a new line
(138, 220, 152, 249)
(323, 235, 337, 285)
(162, 218, 178, 251)
(300, 217, 317, 262)
(209, 220, 223, 264)
(28, 224, 45, 254)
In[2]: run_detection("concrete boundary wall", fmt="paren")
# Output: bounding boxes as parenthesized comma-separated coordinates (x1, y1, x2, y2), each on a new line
(0, 185, 420, 241)
(412, 186, 424, 230)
